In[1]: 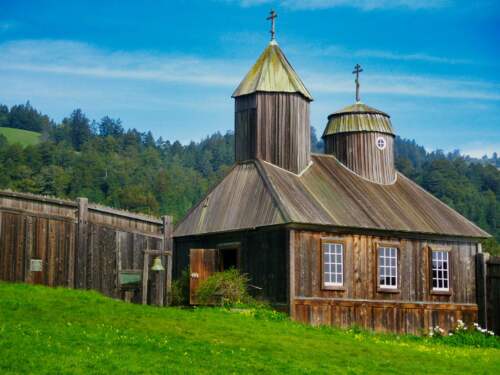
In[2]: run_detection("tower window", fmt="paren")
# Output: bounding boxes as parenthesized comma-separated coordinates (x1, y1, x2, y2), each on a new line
(376, 136, 386, 150)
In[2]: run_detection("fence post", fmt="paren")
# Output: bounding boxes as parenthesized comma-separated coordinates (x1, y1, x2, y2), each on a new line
(163, 215, 173, 306)
(476, 251, 489, 328)
(76, 198, 89, 289)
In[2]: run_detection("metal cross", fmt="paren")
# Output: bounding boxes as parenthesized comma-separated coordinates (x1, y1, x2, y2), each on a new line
(352, 64, 363, 102)
(267, 10, 277, 41)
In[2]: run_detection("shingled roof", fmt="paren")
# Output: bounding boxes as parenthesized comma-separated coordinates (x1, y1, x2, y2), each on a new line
(174, 154, 489, 239)
(323, 102, 395, 137)
(232, 41, 313, 100)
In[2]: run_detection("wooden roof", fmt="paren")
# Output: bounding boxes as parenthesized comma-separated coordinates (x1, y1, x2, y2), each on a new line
(174, 155, 489, 239)
(323, 102, 394, 137)
(232, 41, 313, 101)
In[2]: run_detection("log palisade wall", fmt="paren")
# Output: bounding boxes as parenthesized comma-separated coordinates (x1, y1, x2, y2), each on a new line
(324, 132, 396, 184)
(235, 92, 311, 174)
(290, 229, 479, 334)
(0, 190, 172, 305)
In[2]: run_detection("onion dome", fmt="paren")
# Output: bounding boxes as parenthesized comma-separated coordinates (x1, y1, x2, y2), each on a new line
(322, 102, 394, 138)
(232, 40, 313, 101)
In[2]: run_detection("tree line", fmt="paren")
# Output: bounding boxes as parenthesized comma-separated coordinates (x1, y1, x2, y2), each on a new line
(0, 102, 498, 254)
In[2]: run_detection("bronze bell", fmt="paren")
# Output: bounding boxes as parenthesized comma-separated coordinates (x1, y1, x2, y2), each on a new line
(151, 256, 165, 272)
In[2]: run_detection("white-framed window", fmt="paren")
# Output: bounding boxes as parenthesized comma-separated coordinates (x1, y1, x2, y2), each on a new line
(432, 251, 449, 291)
(378, 246, 398, 289)
(376, 136, 387, 150)
(322, 242, 343, 287)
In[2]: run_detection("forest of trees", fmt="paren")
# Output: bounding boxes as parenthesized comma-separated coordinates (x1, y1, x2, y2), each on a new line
(0, 102, 498, 254)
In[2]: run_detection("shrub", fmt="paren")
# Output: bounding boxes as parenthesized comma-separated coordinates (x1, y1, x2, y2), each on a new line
(426, 320, 499, 348)
(170, 268, 190, 306)
(196, 269, 252, 306)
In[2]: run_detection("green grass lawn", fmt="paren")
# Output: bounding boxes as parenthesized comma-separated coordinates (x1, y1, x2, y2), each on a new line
(0, 127, 41, 146)
(0, 282, 499, 374)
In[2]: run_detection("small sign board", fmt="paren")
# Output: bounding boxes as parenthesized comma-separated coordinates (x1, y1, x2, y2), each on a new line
(30, 259, 43, 272)
(119, 270, 142, 288)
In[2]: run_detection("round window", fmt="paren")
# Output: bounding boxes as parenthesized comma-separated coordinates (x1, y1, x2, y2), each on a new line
(376, 137, 387, 150)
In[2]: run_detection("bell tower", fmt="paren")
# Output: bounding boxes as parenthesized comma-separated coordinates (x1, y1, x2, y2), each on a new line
(322, 65, 396, 184)
(232, 11, 313, 174)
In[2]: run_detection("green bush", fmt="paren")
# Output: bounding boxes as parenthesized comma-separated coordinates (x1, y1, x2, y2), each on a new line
(196, 269, 252, 306)
(426, 320, 499, 348)
(170, 268, 190, 306)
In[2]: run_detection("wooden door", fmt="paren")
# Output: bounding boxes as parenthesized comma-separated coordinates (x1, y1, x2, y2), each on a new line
(189, 248, 218, 305)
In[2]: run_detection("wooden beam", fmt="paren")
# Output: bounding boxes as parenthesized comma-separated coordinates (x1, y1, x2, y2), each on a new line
(163, 215, 173, 306)
(476, 251, 489, 328)
(76, 197, 88, 289)
(142, 253, 150, 305)
(288, 229, 295, 319)
(142, 249, 172, 255)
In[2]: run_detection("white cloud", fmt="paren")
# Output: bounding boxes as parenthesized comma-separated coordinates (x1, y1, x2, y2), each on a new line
(0, 39, 498, 102)
(231, 0, 450, 10)
(0, 39, 497, 147)
(282, 41, 474, 65)
(0, 40, 242, 88)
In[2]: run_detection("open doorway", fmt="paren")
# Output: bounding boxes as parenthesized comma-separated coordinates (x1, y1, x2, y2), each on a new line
(218, 247, 239, 271)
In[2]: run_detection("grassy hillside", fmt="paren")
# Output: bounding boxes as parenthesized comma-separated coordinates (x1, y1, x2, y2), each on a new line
(0, 127, 41, 146)
(0, 283, 499, 374)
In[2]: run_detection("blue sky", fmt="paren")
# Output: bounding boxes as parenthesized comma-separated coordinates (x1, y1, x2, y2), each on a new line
(0, 0, 499, 156)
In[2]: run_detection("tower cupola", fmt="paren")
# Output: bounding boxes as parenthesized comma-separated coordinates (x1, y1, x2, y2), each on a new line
(232, 11, 312, 174)
(322, 66, 396, 184)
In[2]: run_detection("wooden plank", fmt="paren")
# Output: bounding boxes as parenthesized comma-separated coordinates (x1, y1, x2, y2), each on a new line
(142, 253, 149, 305)
(34, 217, 47, 285)
(163, 215, 173, 306)
(76, 197, 88, 288)
(116, 232, 122, 295)
(47, 220, 57, 286)
(289, 229, 295, 317)
(67, 221, 76, 287)
(24, 216, 33, 283)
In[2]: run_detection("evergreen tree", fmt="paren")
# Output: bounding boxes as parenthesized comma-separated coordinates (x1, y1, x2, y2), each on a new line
(0, 102, 498, 255)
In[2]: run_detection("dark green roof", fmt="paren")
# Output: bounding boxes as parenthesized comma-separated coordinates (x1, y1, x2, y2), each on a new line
(323, 102, 394, 137)
(232, 41, 313, 100)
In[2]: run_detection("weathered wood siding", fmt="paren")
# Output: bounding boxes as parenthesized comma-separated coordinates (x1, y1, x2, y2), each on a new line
(0, 191, 171, 305)
(0, 211, 76, 287)
(291, 230, 479, 334)
(235, 92, 310, 174)
(324, 132, 395, 184)
(174, 228, 288, 305)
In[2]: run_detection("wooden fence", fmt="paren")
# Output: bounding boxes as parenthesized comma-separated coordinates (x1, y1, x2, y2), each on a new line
(487, 256, 500, 334)
(0, 190, 173, 306)
(477, 253, 500, 334)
